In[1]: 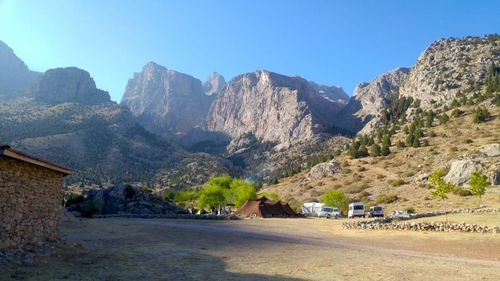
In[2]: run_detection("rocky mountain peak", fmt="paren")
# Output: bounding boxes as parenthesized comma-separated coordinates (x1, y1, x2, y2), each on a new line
(203, 72, 226, 96)
(399, 35, 500, 110)
(335, 67, 410, 135)
(30, 67, 111, 105)
(120, 62, 212, 138)
(0, 40, 39, 100)
(205, 70, 346, 149)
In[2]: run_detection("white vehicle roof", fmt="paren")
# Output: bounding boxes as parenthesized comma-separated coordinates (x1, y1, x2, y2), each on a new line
(349, 202, 364, 206)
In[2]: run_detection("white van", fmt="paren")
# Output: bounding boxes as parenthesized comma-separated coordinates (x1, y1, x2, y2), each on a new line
(348, 202, 365, 218)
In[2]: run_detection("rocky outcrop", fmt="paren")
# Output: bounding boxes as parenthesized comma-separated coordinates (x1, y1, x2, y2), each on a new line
(343, 220, 499, 234)
(67, 185, 180, 216)
(306, 159, 342, 181)
(30, 67, 111, 105)
(480, 144, 500, 157)
(205, 70, 346, 149)
(203, 72, 226, 96)
(399, 36, 500, 110)
(0, 40, 40, 100)
(444, 158, 481, 186)
(120, 62, 213, 138)
(336, 67, 409, 134)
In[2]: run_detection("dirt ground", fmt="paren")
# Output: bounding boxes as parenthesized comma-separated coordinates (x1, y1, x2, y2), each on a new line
(1, 217, 499, 281)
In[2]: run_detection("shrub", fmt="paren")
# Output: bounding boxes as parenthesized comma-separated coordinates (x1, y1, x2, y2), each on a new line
(422, 139, 429, 146)
(81, 199, 104, 217)
(473, 107, 491, 123)
(449, 147, 458, 152)
(451, 108, 464, 118)
(375, 194, 398, 204)
(404, 207, 416, 214)
(388, 178, 405, 187)
(429, 131, 437, 137)
(464, 139, 473, 144)
(124, 185, 136, 199)
(453, 187, 473, 197)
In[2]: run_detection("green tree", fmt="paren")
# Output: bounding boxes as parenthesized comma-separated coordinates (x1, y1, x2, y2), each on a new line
(429, 168, 454, 221)
(370, 143, 381, 156)
(381, 142, 390, 156)
(473, 107, 491, 123)
(225, 179, 257, 207)
(197, 184, 226, 210)
(469, 172, 490, 206)
(321, 190, 349, 213)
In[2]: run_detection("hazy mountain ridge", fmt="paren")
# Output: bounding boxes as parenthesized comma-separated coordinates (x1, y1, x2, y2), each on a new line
(0, 40, 40, 100)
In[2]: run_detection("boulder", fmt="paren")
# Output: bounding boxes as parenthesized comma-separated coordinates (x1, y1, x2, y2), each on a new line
(480, 144, 500, 157)
(306, 159, 342, 181)
(444, 159, 480, 185)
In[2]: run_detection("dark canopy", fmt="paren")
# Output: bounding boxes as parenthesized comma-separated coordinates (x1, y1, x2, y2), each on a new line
(235, 197, 298, 218)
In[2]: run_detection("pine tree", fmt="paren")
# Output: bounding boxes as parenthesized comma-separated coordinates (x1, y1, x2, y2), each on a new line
(370, 143, 381, 157)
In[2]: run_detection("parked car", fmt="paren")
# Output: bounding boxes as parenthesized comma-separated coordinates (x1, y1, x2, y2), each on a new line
(318, 206, 339, 219)
(368, 206, 384, 217)
(348, 202, 365, 218)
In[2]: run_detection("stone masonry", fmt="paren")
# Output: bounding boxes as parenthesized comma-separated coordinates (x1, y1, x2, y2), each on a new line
(0, 157, 65, 250)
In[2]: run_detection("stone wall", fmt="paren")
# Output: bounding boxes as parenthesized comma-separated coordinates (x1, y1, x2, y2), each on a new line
(0, 157, 63, 250)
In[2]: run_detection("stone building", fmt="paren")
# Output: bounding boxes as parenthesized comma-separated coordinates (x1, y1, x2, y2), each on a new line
(0, 142, 72, 250)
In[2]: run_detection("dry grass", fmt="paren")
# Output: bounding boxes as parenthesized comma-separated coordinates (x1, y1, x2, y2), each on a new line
(259, 106, 500, 213)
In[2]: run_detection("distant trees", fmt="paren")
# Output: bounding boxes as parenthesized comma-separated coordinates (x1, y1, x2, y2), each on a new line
(469, 172, 490, 206)
(429, 168, 454, 221)
(321, 190, 349, 213)
(473, 107, 491, 123)
(175, 175, 257, 211)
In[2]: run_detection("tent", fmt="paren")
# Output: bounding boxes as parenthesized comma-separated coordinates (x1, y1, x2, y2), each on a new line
(235, 197, 298, 218)
(301, 202, 326, 216)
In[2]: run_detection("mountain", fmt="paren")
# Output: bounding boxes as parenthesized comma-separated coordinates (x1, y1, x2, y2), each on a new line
(0, 40, 39, 100)
(30, 67, 112, 105)
(309, 81, 349, 104)
(205, 70, 347, 150)
(203, 72, 226, 96)
(120, 62, 215, 139)
(0, 66, 233, 188)
(336, 67, 410, 134)
(399, 36, 500, 110)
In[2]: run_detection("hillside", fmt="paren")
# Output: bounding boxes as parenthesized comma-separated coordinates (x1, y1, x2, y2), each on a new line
(261, 98, 500, 213)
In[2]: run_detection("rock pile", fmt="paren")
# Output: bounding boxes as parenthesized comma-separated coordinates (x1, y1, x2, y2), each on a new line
(342, 220, 499, 234)
(66, 185, 180, 217)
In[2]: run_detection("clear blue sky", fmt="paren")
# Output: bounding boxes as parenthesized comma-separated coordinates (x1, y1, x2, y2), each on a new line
(0, 0, 498, 102)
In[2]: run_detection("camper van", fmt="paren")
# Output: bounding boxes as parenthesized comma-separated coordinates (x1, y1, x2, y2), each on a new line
(348, 202, 365, 218)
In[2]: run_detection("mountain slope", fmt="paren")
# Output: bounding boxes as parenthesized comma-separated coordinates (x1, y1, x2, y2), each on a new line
(336, 67, 410, 134)
(0, 40, 39, 99)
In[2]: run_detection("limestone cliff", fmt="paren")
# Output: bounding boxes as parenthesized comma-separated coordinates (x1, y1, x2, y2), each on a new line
(205, 70, 346, 149)
(120, 62, 213, 138)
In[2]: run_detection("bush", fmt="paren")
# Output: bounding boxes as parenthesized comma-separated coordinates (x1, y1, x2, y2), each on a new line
(453, 187, 473, 197)
(464, 139, 473, 144)
(429, 131, 437, 137)
(81, 199, 104, 217)
(388, 178, 405, 187)
(375, 194, 398, 204)
(404, 207, 416, 214)
(473, 107, 491, 123)
(451, 108, 463, 118)
(124, 185, 136, 199)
